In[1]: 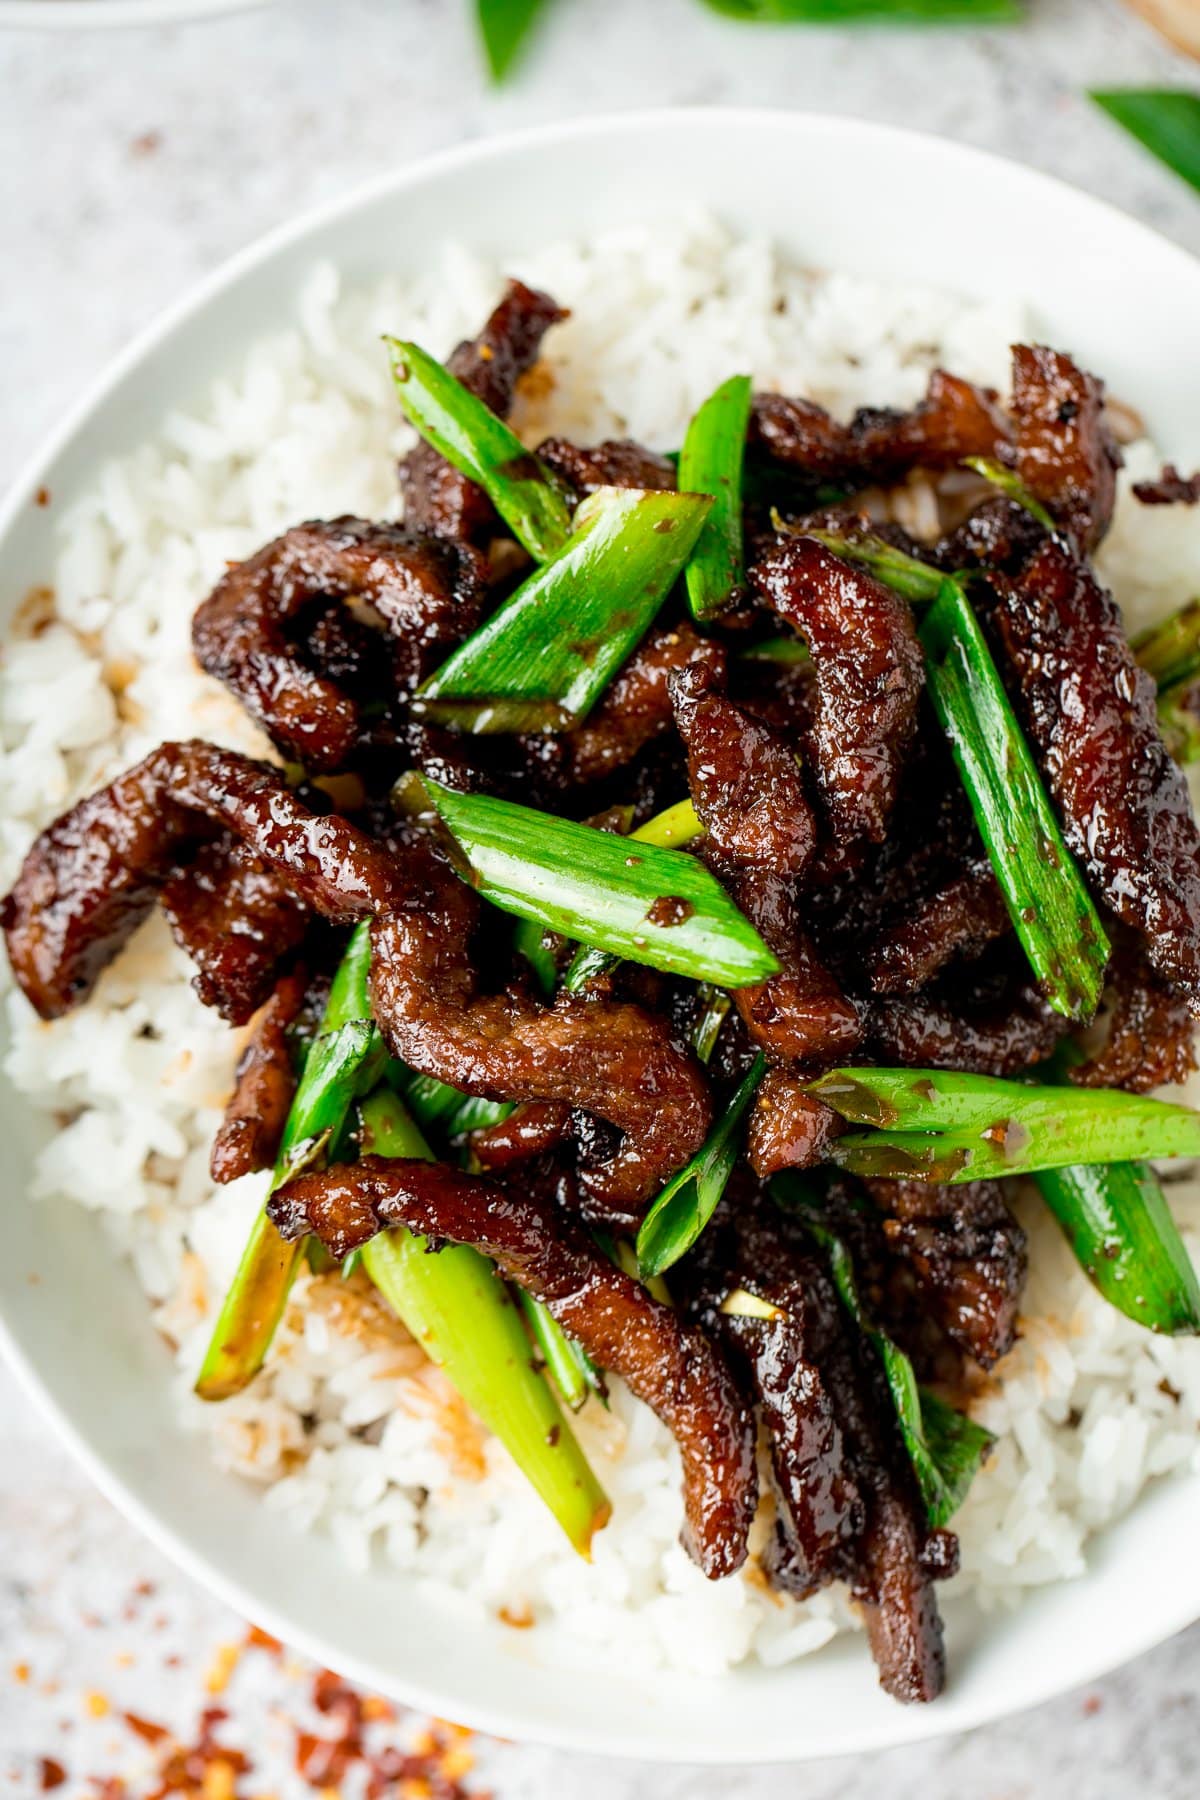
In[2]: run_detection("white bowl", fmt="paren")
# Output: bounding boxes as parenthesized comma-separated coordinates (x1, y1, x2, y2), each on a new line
(0, 0, 267, 27)
(2, 110, 1199, 1764)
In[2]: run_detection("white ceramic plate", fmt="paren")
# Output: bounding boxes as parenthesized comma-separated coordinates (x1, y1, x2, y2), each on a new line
(0, 0, 266, 28)
(2, 110, 1199, 1765)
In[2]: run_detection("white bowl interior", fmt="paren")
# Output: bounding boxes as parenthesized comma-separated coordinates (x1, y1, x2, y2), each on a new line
(3, 111, 1199, 1763)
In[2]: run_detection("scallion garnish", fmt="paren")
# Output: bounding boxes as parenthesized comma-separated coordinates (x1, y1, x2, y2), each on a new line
(775, 1177, 993, 1527)
(561, 797, 705, 993)
(699, 0, 1021, 19)
(426, 779, 778, 987)
(1133, 598, 1200, 692)
(1091, 90, 1200, 198)
(1034, 1160, 1200, 1337)
(680, 374, 752, 619)
(386, 336, 572, 561)
(358, 1083, 610, 1553)
(810, 1066, 1200, 1183)
(961, 455, 1056, 530)
(415, 487, 712, 732)
(476, 0, 551, 81)
(636, 1053, 767, 1278)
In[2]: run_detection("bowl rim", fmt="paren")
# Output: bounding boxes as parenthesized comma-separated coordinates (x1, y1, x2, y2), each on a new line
(2, 106, 1200, 1763)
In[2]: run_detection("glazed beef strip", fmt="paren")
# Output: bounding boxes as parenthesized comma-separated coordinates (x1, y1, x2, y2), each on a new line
(1009, 344, 1122, 553)
(536, 436, 676, 499)
(367, 831, 711, 1215)
(1132, 465, 1200, 507)
(159, 836, 310, 1025)
(267, 1155, 758, 1579)
(750, 535, 924, 846)
(747, 1067, 842, 1179)
(1068, 936, 1198, 1094)
(192, 519, 486, 770)
(1, 741, 407, 1020)
(399, 279, 567, 542)
(864, 859, 1011, 996)
(868, 982, 1067, 1077)
(564, 622, 713, 785)
(749, 368, 1011, 489)
(865, 1178, 1026, 1369)
(210, 965, 309, 1183)
(681, 1192, 865, 1600)
(992, 536, 1200, 1003)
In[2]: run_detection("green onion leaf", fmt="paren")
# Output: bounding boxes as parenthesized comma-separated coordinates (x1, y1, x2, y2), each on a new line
(961, 455, 1056, 530)
(637, 1054, 767, 1278)
(811, 1067, 1200, 1183)
(476, 0, 552, 82)
(1091, 90, 1200, 198)
(680, 374, 752, 619)
(920, 578, 1109, 1019)
(195, 924, 379, 1401)
(777, 1183, 992, 1527)
(738, 634, 811, 666)
(517, 1289, 605, 1410)
(358, 1084, 609, 1555)
(561, 798, 705, 994)
(799, 525, 948, 605)
(426, 780, 778, 987)
(386, 337, 572, 562)
(1133, 597, 1200, 692)
(1034, 1160, 1200, 1337)
(415, 487, 711, 732)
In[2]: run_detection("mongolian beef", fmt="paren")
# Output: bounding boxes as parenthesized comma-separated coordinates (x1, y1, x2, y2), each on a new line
(6, 277, 1200, 1705)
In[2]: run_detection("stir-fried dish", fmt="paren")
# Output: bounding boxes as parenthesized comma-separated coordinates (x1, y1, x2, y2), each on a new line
(6, 279, 1200, 1704)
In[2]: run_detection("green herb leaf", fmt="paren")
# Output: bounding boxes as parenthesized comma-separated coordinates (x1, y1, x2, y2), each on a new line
(415, 487, 712, 732)
(561, 798, 706, 994)
(476, 0, 552, 81)
(680, 374, 752, 618)
(920, 578, 1109, 1019)
(386, 336, 572, 561)
(637, 1055, 767, 1278)
(799, 525, 948, 605)
(1091, 90, 1200, 197)
(1035, 1160, 1200, 1337)
(780, 1188, 992, 1527)
(427, 780, 779, 987)
(1133, 597, 1200, 692)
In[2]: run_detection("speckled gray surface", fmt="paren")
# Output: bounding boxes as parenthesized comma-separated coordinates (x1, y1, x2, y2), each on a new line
(2, 1, 1200, 1792)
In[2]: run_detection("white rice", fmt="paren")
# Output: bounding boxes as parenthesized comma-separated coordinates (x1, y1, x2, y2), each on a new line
(4, 218, 1200, 1678)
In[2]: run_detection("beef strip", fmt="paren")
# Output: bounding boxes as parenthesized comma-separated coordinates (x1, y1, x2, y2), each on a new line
(750, 535, 924, 845)
(268, 1155, 758, 1579)
(367, 832, 711, 1215)
(865, 859, 1011, 995)
(993, 537, 1200, 1003)
(210, 965, 309, 1183)
(467, 1100, 571, 1169)
(747, 1068, 842, 1179)
(535, 436, 676, 499)
(1132, 465, 1200, 507)
(749, 369, 1011, 489)
(159, 836, 310, 1024)
(1009, 344, 1122, 552)
(1069, 936, 1198, 1094)
(670, 657, 816, 876)
(563, 623, 713, 785)
(868, 983, 1067, 1077)
(1, 741, 407, 1020)
(192, 518, 486, 770)
(934, 492, 1048, 576)
(865, 1178, 1026, 1369)
(398, 280, 567, 541)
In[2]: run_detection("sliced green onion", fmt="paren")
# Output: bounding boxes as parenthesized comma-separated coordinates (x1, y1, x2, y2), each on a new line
(476, 0, 551, 81)
(637, 1054, 767, 1279)
(561, 798, 706, 993)
(920, 578, 1109, 1019)
(700, 0, 1020, 17)
(799, 526, 948, 605)
(358, 1085, 609, 1556)
(719, 1286, 787, 1322)
(426, 779, 778, 988)
(1133, 598, 1200, 692)
(1034, 1161, 1200, 1336)
(1158, 682, 1200, 765)
(386, 337, 572, 562)
(1091, 90, 1200, 198)
(693, 984, 733, 1065)
(776, 1181, 993, 1527)
(680, 374, 752, 619)
(517, 1289, 605, 1410)
(961, 455, 1056, 530)
(738, 635, 811, 666)
(415, 488, 711, 732)
(812, 1067, 1200, 1184)
(513, 916, 560, 999)
(195, 924, 379, 1401)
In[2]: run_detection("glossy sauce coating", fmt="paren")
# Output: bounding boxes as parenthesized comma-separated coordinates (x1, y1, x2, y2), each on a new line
(210, 966, 308, 1183)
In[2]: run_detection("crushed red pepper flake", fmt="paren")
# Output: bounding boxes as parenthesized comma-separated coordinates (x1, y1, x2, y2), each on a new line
(38, 1759, 67, 1791)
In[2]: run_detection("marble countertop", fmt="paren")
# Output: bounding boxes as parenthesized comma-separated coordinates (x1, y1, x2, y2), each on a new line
(2, 0, 1200, 1792)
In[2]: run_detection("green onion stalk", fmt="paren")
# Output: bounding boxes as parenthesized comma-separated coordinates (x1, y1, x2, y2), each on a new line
(679, 374, 753, 620)
(414, 487, 712, 733)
